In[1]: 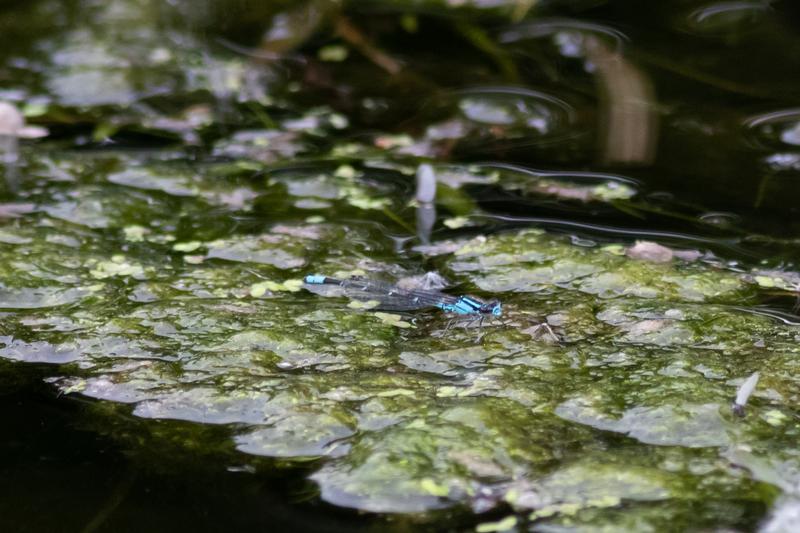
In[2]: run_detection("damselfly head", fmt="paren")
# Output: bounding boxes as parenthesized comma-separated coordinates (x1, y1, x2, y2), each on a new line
(482, 300, 502, 317)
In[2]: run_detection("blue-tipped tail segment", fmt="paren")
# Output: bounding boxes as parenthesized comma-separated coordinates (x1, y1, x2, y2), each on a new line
(304, 274, 330, 285)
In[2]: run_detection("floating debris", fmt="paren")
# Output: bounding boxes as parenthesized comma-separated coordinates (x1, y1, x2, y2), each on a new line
(733, 371, 760, 417)
(0, 101, 49, 139)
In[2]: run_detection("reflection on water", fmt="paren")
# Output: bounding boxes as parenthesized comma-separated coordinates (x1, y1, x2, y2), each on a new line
(586, 35, 658, 166)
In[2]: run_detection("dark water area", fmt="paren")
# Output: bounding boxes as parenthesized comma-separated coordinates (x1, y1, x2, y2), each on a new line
(3, 0, 800, 531)
(0, 367, 381, 533)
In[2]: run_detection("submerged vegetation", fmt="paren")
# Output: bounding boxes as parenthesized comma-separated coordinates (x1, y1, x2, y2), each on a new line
(2, 0, 800, 530)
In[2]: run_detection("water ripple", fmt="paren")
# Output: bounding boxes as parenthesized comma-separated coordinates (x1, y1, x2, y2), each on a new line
(685, 1, 772, 35)
(499, 17, 629, 54)
(743, 108, 800, 149)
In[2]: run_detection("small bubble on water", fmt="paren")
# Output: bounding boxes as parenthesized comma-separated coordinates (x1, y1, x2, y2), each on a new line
(699, 211, 740, 228)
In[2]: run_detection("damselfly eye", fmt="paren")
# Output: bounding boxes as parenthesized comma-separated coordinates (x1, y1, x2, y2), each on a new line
(480, 300, 501, 316)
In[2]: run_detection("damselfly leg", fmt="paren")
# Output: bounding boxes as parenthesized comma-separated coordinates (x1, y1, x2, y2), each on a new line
(462, 317, 479, 330)
(435, 314, 494, 339)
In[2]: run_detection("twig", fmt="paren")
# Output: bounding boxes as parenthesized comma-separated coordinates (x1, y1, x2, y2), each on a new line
(334, 16, 403, 75)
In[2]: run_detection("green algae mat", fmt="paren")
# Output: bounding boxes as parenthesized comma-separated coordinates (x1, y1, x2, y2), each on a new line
(3, 0, 800, 531)
(2, 155, 798, 528)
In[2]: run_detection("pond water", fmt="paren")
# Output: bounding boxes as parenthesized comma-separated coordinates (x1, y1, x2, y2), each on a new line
(2, 1, 800, 531)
